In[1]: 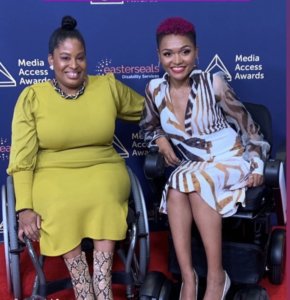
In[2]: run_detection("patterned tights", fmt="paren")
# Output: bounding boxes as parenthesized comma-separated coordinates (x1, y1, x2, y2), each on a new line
(93, 250, 114, 300)
(64, 252, 95, 300)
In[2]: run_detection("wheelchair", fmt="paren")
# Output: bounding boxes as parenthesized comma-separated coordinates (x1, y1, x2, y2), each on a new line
(1, 166, 172, 300)
(144, 102, 286, 299)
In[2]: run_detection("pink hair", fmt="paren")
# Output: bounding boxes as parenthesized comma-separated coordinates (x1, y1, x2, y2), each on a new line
(156, 17, 197, 48)
(156, 17, 195, 36)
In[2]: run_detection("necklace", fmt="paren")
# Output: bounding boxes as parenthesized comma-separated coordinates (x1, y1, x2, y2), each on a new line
(52, 79, 86, 100)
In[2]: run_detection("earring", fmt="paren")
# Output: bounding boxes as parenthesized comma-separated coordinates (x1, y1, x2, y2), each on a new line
(49, 65, 54, 70)
(195, 56, 199, 66)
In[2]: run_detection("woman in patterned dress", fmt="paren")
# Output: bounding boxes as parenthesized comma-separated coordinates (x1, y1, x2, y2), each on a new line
(7, 16, 144, 300)
(140, 17, 270, 300)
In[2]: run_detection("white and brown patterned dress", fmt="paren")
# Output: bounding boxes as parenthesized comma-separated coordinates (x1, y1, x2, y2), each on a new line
(140, 69, 270, 217)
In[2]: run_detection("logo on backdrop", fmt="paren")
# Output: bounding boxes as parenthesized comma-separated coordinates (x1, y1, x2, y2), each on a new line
(205, 54, 232, 81)
(0, 58, 50, 88)
(131, 131, 148, 157)
(90, 0, 158, 4)
(95, 58, 160, 80)
(113, 134, 129, 158)
(233, 54, 264, 80)
(0, 54, 264, 88)
(0, 138, 10, 161)
(114, 133, 148, 158)
(205, 54, 264, 81)
(0, 62, 16, 87)
(18, 58, 50, 85)
(90, 0, 124, 4)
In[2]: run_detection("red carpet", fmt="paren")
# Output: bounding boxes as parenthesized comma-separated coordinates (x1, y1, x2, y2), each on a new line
(0, 231, 286, 300)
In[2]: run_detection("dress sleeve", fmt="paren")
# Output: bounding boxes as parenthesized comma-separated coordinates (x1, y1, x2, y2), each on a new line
(107, 73, 144, 122)
(7, 87, 39, 211)
(213, 72, 270, 175)
(139, 82, 167, 147)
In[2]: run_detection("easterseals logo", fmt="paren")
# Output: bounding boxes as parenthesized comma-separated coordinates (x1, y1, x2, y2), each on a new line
(0, 138, 10, 161)
(0, 62, 16, 87)
(95, 58, 160, 80)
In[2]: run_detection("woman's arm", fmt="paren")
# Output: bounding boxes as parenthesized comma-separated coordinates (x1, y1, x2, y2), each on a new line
(213, 72, 270, 179)
(140, 82, 179, 166)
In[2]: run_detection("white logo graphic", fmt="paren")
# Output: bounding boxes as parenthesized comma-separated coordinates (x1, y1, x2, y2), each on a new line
(205, 54, 232, 81)
(96, 58, 112, 75)
(90, 0, 159, 4)
(113, 135, 129, 158)
(0, 62, 16, 87)
(90, 0, 124, 4)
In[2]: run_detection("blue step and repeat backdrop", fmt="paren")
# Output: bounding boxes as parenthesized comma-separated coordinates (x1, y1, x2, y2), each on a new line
(0, 0, 287, 240)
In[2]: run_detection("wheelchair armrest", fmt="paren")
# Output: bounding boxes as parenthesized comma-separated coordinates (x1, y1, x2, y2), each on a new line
(143, 150, 282, 188)
(275, 142, 286, 161)
(143, 146, 165, 179)
(264, 159, 281, 188)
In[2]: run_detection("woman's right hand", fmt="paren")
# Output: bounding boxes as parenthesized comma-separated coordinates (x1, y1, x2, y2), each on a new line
(155, 136, 180, 167)
(18, 209, 41, 242)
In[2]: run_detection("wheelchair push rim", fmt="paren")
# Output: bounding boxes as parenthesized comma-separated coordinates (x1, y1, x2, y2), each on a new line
(2, 181, 22, 299)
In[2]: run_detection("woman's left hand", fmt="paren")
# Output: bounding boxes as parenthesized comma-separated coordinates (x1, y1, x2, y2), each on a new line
(247, 173, 264, 188)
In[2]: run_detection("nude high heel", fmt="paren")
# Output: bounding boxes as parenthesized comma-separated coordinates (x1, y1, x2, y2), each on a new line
(221, 271, 231, 300)
(179, 268, 199, 300)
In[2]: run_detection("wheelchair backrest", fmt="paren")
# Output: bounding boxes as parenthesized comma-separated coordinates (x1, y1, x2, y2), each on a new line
(243, 101, 272, 146)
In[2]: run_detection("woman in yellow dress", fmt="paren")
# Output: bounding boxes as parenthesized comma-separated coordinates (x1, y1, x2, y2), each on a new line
(7, 15, 144, 300)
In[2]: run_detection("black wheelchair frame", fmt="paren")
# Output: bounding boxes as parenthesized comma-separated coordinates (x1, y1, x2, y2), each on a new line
(143, 101, 286, 299)
(2, 167, 158, 300)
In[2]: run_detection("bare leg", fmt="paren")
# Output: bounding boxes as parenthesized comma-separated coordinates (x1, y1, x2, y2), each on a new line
(92, 240, 115, 300)
(63, 245, 95, 300)
(189, 192, 226, 300)
(167, 189, 197, 300)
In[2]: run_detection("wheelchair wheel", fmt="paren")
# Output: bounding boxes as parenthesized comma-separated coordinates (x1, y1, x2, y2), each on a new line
(233, 285, 269, 300)
(2, 177, 22, 300)
(139, 271, 172, 300)
(267, 227, 286, 284)
(127, 167, 150, 285)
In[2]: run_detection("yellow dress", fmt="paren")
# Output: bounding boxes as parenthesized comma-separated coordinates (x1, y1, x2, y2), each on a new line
(7, 73, 144, 256)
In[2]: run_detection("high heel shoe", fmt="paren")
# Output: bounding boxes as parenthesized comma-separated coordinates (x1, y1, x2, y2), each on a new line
(193, 268, 199, 299)
(179, 269, 199, 300)
(221, 271, 231, 300)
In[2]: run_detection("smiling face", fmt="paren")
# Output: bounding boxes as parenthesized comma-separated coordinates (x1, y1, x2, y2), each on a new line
(48, 37, 87, 95)
(158, 34, 198, 85)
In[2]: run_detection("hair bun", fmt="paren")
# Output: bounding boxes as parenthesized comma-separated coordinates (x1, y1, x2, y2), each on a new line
(61, 16, 77, 30)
